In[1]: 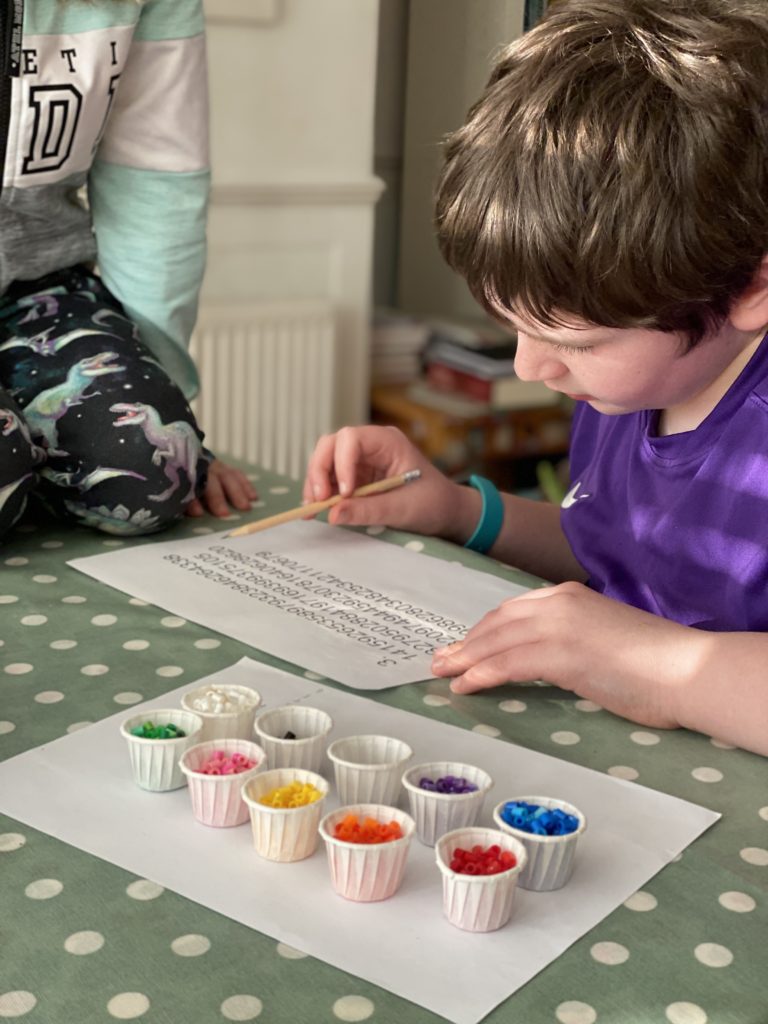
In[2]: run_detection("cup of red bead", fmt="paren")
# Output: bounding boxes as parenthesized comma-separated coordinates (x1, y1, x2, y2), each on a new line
(326, 735, 412, 806)
(252, 704, 333, 773)
(401, 761, 493, 846)
(180, 684, 262, 743)
(318, 803, 416, 902)
(241, 767, 329, 862)
(178, 738, 267, 827)
(120, 709, 204, 792)
(492, 795, 587, 892)
(435, 826, 528, 932)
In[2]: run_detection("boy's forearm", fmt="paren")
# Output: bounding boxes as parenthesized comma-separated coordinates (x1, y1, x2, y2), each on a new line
(438, 485, 586, 584)
(671, 631, 768, 756)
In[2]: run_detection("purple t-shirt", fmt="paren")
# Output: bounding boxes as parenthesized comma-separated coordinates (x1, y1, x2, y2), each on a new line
(561, 332, 768, 631)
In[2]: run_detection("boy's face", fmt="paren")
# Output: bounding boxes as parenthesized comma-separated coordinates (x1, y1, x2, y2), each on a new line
(505, 312, 759, 415)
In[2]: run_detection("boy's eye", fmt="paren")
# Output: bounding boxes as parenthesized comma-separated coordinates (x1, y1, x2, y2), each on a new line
(552, 343, 594, 354)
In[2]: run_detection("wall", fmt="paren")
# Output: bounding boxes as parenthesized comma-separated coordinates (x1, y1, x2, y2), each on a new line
(202, 0, 382, 426)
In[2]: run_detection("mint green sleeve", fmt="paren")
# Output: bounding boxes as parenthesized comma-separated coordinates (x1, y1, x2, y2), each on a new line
(88, 0, 210, 400)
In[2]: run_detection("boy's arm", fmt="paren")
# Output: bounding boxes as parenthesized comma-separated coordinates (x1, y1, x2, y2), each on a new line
(432, 582, 768, 756)
(88, 0, 209, 401)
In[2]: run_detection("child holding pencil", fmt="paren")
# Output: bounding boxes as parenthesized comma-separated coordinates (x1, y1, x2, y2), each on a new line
(303, 0, 768, 756)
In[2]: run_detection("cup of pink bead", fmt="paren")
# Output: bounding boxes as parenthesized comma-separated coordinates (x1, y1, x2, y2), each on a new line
(179, 739, 267, 827)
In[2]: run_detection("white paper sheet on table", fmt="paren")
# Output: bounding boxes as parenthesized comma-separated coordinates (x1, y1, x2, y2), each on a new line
(0, 658, 719, 1024)
(68, 520, 531, 689)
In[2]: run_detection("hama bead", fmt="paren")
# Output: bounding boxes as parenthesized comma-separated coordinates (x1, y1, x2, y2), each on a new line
(131, 720, 186, 739)
(199, 752, 257, 776)
(258, 781, 323, 808)
(498, 800, 579, 836)
(187, 686, 255, 713)
(332, 813, 403, 844)
(283, 731, 297, 740)
(419, 774, 478, 794)
(449, 844, 517, 875)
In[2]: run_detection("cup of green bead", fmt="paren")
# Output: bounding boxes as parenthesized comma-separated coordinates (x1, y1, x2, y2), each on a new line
(492, 796, 587, 892)
(435, 826, 528, 932)
(401, 761, 493, 847)
(241, 767, 329, 862)
(252, 704, 333, 773)
(180, 684, 262, 743)
(318, 804, 416, 902)
(120, 710, 204, 792)
(326, 735, 412, 806)
(178, 739, 266, 828)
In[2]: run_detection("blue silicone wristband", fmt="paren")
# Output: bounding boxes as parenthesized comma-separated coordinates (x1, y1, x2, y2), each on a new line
(464, 475, 504, 554)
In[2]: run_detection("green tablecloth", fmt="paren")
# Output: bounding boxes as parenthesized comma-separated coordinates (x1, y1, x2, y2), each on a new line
(1, 466, 766, 1024)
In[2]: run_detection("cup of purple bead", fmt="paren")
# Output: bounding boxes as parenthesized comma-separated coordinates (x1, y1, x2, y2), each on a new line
(401, 761, 493, 846)
(492, 796, 587, 891)
(120, 710, 204, 792)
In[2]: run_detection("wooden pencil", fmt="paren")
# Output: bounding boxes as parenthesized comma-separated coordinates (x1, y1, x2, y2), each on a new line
(226, 469, 421, 538)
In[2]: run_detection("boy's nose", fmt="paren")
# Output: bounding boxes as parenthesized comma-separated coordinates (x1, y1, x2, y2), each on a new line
(514, 336, 566, 382)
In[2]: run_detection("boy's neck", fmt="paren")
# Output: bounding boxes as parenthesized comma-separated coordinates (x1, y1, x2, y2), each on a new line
(658, 327, 767, 436)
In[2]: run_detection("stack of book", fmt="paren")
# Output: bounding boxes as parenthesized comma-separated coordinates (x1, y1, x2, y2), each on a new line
(371, 309, 432, 386)
(415, 325, 561, 412)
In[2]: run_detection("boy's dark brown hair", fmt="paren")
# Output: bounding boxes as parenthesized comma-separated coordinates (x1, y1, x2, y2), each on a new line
(435, 0, 768, 346)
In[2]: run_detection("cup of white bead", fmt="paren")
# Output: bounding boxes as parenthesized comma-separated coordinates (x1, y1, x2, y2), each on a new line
(181, 684, 262, 742)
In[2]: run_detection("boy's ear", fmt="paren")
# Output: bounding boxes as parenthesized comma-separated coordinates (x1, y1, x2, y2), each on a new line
(730, 254, 768, 330)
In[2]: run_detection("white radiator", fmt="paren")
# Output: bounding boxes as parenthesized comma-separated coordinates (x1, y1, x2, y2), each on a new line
(189, 302, 337, 480)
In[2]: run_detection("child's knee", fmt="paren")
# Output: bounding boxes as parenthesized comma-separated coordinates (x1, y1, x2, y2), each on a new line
(0, 406, 43, 540)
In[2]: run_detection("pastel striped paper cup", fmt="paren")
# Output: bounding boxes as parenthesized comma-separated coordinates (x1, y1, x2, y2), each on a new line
(179, 738, 266, 827)
(492, 796, 587, 891)
(435, 826, 527, 932)
(319, 803, 415, 902)
(327, 735, 412, 806)
(253, 705, 333, 773)
(242, 767, 329, 862)
(401, 761, 493, 846)
(120, 710, 204, 792)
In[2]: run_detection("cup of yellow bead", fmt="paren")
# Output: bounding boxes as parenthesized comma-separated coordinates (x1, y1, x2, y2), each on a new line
(241, 767, 329, 862)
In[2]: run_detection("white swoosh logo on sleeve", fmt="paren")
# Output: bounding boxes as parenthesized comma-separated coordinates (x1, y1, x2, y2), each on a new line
(561, 481, 591, 508)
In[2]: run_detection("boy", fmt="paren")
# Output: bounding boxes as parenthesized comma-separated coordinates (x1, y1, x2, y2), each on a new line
(303, 0, 768, 755)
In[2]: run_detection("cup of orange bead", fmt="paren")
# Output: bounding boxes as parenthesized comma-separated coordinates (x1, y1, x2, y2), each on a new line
(318, 803, 416, 902)
(435, 826, 528, 932)
(241, 767, 329, 862)
(178, 738, 267, 828)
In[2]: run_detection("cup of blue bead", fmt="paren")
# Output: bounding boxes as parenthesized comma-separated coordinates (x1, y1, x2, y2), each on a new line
(319, 803, 416, 902)
(180, 683, 262, 743)
(178, 738, 267, 827)
(252, 704, 333, 773)
(119, 709, 204, 792)
(401, 761, 493, 846)
(327, 734, 413, 806)
(492, 796, 587, 892)
(435, 826, 528, 932)
(241, 767, 330, 862)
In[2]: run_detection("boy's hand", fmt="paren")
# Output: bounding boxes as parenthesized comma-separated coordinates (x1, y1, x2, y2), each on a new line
(431, 582, 701, 730)
(303, 425, 476, 540)
(186, 458, 258, 518)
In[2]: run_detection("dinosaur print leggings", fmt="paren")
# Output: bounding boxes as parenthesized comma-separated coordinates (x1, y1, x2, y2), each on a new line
(0, 266, 210, 539)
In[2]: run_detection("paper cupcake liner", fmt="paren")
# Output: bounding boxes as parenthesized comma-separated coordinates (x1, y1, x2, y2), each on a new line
(242, 767, 329, 862)
(402, 761, 493, 846)
(436, 826, 527, 932)
(179, 738, 267, 827)
(492, 795, 587, 892)
(253, 705, 333, 773)
(180, 685, 262, 743)
(120, 710, 204, 792)
(327, 735, 412, 806)
(319, 803, 415, 902)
